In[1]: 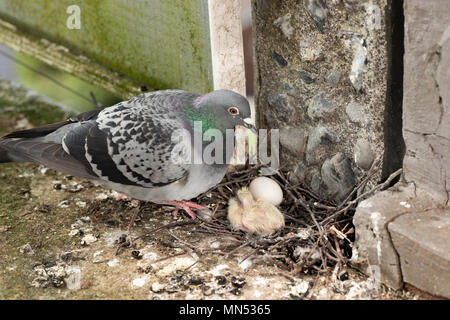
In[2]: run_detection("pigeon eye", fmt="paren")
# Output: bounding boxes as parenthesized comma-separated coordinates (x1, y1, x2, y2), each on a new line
(228, 107, 239, 115)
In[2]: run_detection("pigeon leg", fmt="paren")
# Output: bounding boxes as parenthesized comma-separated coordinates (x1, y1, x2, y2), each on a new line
(127, 201, 142, 247)
(159, 201, 208, 219)
(171, 208, 180, 217)
(116, 193, 130, 201)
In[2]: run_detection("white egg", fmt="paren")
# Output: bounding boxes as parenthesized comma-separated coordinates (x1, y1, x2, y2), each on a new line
(249, 177, 283, 206)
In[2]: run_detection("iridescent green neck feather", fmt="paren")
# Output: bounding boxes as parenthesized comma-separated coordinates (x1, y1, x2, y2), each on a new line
(184, 106, 225, 134)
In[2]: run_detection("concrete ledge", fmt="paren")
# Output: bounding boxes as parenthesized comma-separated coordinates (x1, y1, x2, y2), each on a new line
(389, 209, 450, 299)
(352, 182, 450, 298)
(352, 183, 414, 289)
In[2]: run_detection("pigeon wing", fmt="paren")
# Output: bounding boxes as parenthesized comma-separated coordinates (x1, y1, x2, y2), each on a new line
(66, 97, 193, 188)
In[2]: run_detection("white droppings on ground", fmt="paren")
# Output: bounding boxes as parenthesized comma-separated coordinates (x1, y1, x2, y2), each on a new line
(273, 13, 295, 39)
(93, 250, 104, 257)
(68, 229, 81, 237)
(141, 250, 159, 261)
(18, 171, 34, 178)
(150, 282, 165, 293)
(238, 258, 252, 271)
(132, 277, 147, 288)
(289, 280, 310, 297)
(75, 200, 87, 208)
(107, 258, 119, 267)
(152, 256, 197, 277)
(293, 246, 321, 262)
(39, 166, 50, 175)
(103, 229, 127, 247)
(57, 200, 70, 208)
(359, 200, 373, 208)
(81, 234, 97, 245)
(317, 287, 329, 299)
(296, 228, 312, 240)
(65, 266, 82, 290)
(207, 264, 229, 277)
(370, 211, 383, 265)
(400, 201, 411, 208)
(209, 241, 221, 249)
(19, 243, 35, 255)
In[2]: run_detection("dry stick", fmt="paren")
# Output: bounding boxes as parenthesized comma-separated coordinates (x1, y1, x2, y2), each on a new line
(313, 202, 336, 210)
(168, 231, 201, 255)
(276, 170, 325, 234)
(336, 158, 380, 212)
(184, 260, 200, 272)
(152, 252, 189, 264)
(322, 168, 403, 225)
(133, 220, 198, 242)
(226, 239, 252, 258)
(333, 236, 345, 261)
(239, 247, 260, 264)
(353, 168, 403, 204)
(214, 176, 254, 188)
(283, 212, 310, 227)
(277, 168, 352, 271)
(229, 163, 263, 176)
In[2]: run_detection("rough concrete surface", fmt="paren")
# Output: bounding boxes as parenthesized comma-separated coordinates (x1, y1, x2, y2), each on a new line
(352, 0, 450, 298)
(389, 209, 450, 299)
(253, 0, 392, 201)
(353, 179, 449, 298)
(352, 183, 416, 290)
(0, 152, 425, 300)
(403, 0, 450, 205)
(0, 81, 424, 300)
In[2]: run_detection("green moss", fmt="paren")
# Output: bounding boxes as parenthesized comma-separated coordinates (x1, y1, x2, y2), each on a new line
(0, 0, 213, 93)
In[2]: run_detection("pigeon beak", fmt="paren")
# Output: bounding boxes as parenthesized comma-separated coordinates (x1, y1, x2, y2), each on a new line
(239, 118, 257, 133)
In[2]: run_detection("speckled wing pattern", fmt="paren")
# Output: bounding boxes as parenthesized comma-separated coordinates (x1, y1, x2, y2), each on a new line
(63, 91, 198, 188)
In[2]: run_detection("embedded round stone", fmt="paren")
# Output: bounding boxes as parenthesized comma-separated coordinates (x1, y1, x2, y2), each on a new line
(346, 102, 366, 123)
(354, 138, 375, 170)
(307, 93, 336, 120)
(280, 127, 306, 156)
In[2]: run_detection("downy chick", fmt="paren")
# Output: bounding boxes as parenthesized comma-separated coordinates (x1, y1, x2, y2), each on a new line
(228, 187, 285, 236)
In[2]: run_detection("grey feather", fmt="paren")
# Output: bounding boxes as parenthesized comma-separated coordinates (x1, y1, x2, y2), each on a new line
(0, 89, 253, 202)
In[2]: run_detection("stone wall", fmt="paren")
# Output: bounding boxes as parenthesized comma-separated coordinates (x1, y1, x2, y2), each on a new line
(253, 0, 402, 202)
(402, 0, 450, 205)
(351, 0, 450, 297)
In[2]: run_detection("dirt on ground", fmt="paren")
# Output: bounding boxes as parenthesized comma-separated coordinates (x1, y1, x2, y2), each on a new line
(0, 112, 428, 300)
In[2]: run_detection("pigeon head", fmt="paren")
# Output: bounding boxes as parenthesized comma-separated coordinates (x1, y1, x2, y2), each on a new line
(235, 187, 255, 208)
(191, 90, 256, 133)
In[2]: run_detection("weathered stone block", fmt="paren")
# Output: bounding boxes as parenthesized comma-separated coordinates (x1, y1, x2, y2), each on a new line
(321, 153, 356, 201)
(279, 126, 306, 156)
(403, 0, 450, 205)
(353, 0, 450, 298)
(388, 209, 450, 299)
(352, 184, 416, 290)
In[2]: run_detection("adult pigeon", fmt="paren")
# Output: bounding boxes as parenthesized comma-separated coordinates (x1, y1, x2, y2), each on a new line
(0, 89, 255, 217)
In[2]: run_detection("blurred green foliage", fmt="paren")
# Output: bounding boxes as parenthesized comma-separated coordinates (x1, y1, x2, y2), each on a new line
(14, 52, 121, 113)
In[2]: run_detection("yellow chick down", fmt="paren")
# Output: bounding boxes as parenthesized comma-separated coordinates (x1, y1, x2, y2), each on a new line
(228, 187, 285, 236)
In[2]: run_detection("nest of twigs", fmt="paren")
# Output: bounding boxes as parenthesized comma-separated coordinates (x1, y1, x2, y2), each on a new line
(123, 160, 401, 276)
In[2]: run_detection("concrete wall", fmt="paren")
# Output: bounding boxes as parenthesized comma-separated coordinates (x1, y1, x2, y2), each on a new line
(352, 0, 450, 297)
(403, 0, 450, 205)
(0, 0, 213, 93)
(253, 0, 401, 202)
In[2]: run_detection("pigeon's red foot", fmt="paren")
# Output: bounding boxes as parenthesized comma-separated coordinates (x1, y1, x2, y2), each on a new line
(160, 201, 208, 219)
(115, 193, 129, 201)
